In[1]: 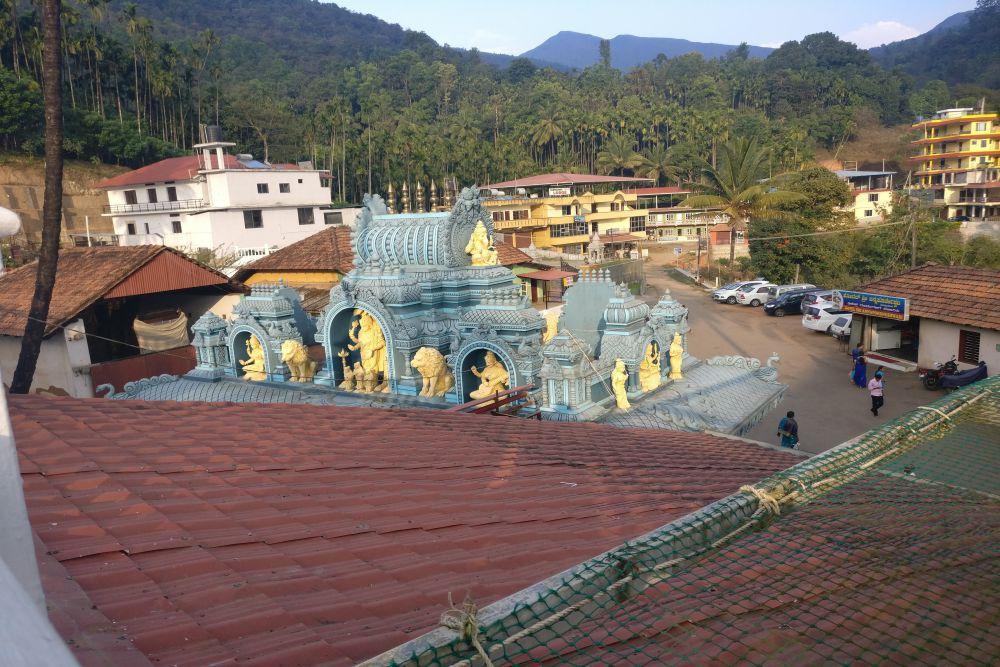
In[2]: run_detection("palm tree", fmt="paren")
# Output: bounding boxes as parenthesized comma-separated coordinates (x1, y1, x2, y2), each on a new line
(11, 0, 63, 394)
(682, 136, 804, 264)
(637, 143, 679, 186)
(596, 133, 640, 176)
(531, 114, 565, 163)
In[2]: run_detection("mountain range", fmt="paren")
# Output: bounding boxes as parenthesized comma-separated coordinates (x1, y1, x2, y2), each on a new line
(516, 31, 774, 70)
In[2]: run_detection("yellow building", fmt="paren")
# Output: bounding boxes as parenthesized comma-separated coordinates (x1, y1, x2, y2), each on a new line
(910, 107, 1000, 225)
(481, 173, 652, 255)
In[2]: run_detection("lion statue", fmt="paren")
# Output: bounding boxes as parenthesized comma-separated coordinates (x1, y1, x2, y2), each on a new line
(280, 339, 317, 383)
(410, 347, 454, 398)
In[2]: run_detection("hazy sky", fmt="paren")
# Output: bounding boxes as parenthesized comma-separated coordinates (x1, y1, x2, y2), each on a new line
(329, 0, 978, 54)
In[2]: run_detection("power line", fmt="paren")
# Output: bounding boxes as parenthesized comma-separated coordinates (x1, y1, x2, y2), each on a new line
(747, 220, 910, 242)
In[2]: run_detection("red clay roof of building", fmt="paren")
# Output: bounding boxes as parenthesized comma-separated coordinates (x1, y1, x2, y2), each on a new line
(235, 230, 531, 283)
(520, 268, 577, 281)
(483, 173, 653, 189)
(94, 155, 305, 189)
(10, 395, 799, 666)
(0, 246, 230, 337)
(858, 264, 1000, 330)
(235, 226, 355, 281)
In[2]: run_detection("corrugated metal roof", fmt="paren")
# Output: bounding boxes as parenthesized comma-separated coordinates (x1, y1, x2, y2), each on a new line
(104, 249, 229, 298)
(483, 173, 652, 189)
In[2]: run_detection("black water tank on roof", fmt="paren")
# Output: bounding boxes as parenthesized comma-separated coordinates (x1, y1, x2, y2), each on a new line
(205, 125, 223, 143)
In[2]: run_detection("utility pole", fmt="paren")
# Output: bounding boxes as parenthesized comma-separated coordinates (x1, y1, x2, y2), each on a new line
(911, 216, 918, 268)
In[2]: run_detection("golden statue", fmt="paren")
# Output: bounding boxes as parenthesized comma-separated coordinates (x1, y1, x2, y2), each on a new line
(541, 312, 559, 344)
(280, 339, 316, 383)
(348, 310, 389, 392)
(611, 358, 630, 410)
(639, 342, 661, 392)
(465, 220, 498, 266)
(469, 351, 509, 399)
(669, 332, 684, 380)
(411, 347, 454, 397)
(240, 335, 267, 381)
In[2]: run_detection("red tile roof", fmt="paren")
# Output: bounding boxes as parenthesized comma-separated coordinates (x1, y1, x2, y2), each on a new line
(0, 246, 230, 337)
(483, 173, 653, 189)
(94, 155, 305, 189)
(234, 230, 531, 283)
(520, 269, 577, 281)
(857, 264, 1000, 330)
(235, 226, 355, 281)
(10, 395, 799, 665)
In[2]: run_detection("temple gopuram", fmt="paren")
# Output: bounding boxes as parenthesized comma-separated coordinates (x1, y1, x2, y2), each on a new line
(100, 188, 786, 435)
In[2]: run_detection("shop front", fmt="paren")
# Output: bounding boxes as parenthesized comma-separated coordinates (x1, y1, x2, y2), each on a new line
(838, 290, 919, 369)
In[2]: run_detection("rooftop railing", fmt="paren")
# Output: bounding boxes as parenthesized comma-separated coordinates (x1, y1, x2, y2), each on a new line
(103, 198, 206, 214)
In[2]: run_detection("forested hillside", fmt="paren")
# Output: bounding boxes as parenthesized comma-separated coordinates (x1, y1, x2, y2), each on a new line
(871, 5, 999, 88)
(1, 0, 997, 206)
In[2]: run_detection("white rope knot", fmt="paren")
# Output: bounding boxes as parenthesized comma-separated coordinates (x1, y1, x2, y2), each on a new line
(739, 484, 782, 515)
(440, 594, 494, 666)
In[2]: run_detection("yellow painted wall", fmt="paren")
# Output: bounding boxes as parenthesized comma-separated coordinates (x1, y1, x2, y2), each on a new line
(244, 271, 342, 287)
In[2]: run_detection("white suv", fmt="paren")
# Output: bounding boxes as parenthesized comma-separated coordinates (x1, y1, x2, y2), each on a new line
(802, 304, 852, 333)
(713, 280, 768, 304)
(735, 283, 775, 307)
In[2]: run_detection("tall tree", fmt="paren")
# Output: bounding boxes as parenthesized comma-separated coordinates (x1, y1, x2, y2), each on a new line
(637, 143, 679, 185)
(599, 39, 611, 68)
(682, 136, 803, 263)
(11, 0, 62, 394)
(596, 133, 640, 175)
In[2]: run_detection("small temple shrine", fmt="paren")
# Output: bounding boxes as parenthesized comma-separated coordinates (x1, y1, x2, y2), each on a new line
(100, 188, 785, 435)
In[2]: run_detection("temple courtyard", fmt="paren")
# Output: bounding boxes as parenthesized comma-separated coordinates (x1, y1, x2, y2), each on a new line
(644, 268, 929, 453)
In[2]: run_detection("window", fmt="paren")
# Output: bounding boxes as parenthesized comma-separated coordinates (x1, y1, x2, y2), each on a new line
(243, 209, 263, 228)
(143, 222, 150, 234)
(492, 212, 503, 222)
(958, 329, 981, 364)
(171, 219, 182, 234)
(279, 183, 290, 193)
(629, 215, 646, 232)
(126, 222, 136, 235)
(512, 209, 529, 220)
(324, 211, 343, 225)
(297, 178, 303, 184)
(550, 218, 587, 238)
(297, 207, 315, 225)
(561, 205, 573, 216)
(257, 183, 269, 194)
(864, 209, 874, 217)
(166, 186, 177, 202)
(591, 203, 598, 213)
(147, 188, 158, 203)
(124, 190, 138, 205)
(610, 201, 622, 212)
(735, 230, 745, 242)
(868, 193, 879, 202)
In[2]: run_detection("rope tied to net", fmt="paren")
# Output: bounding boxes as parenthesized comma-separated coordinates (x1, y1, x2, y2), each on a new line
(440, 593, 494, 667)
(739, 485, 782, 515)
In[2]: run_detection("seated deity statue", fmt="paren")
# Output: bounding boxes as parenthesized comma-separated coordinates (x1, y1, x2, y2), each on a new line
(464, 220, 498, 266)
(240, 335, 267, 381)
(469, 351, 509, 399)
(339, 360, 357, 390)
(639, 343, 661, 392)
(611, 358, 631, 410)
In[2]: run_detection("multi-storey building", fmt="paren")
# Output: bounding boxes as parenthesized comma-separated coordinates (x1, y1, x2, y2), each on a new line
(833, 168, 895, 223)
(481, 173, 652, 256)
(96, 140, 353, 257)
(910, 107, 1000, 231)
(630, 186, 745, 259)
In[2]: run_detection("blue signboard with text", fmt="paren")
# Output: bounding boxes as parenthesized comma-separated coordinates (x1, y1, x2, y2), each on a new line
(834, 290, 910, 321)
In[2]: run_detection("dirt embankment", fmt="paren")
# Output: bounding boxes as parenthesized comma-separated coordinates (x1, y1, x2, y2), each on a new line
(0, 155, 128, 250)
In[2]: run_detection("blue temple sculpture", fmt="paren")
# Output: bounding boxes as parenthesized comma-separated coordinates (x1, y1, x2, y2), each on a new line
(103, 188, 786, 436)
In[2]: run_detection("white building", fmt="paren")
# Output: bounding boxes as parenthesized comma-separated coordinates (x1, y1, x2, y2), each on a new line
(832, 168, 895, 223)
(96, 141, 358, 258)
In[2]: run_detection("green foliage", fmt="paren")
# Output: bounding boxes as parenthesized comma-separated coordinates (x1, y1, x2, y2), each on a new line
(0, 68, 42, 150)
(909, 80, 951, 118)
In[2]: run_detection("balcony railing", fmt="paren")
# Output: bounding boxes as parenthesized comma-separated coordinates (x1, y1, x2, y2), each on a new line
(104, 198, 206, 214)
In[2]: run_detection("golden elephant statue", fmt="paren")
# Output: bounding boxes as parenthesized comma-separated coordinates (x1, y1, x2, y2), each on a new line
(410, 347, 454, 397)
(280, 339, 317, 383)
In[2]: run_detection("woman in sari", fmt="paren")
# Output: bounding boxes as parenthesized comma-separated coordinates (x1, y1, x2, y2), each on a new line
(851, 354, 868, 388)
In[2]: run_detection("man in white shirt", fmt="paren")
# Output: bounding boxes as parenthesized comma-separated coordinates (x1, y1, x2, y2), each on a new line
(868, 371, 885, 416)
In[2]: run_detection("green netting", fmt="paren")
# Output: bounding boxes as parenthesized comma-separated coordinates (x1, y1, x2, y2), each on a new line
(368, 377, 1000, 666)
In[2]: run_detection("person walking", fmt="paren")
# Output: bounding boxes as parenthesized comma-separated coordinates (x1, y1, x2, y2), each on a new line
(777, 410, 799, 449)
(851, 343, 865, 364)
(852, 353, 868, 388)
(868, 371, 885, 416)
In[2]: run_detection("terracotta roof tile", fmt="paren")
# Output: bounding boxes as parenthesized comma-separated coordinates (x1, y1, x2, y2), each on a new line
(857, 263, 1000, 330)
(0, 246, 230, 337)
(10, 395, 798, 665)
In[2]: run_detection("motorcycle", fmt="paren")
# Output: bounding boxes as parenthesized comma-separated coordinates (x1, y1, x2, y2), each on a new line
(918, 356, 958, 390)
(939, 362, 988, 390)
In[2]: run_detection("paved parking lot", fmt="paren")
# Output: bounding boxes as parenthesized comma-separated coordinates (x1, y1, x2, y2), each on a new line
(644, 268, 931, 454)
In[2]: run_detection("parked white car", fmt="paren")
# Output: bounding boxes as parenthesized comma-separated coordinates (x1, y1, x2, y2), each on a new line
(735, 283, 775, 307)
(828, 313, 853, 338)
(802, 304, 852, 333)
(713, 280, 768, 304)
